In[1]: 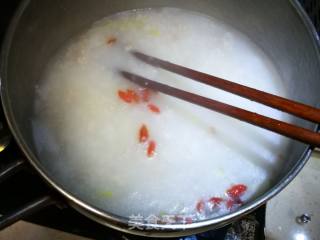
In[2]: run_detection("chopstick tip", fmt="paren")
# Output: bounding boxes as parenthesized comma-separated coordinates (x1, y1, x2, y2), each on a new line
(119, 70, 150, 87)
(119, 70, 136, 82)
(130, 50, 156, 65)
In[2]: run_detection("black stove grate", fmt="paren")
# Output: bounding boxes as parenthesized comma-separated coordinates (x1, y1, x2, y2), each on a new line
(300, 0, 320, 33)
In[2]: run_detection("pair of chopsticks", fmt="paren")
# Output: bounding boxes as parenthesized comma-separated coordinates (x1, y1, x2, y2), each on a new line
(120, 51, 320, 147)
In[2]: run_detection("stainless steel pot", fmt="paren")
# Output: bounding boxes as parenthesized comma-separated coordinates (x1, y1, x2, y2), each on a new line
(1, 0, 320, 237)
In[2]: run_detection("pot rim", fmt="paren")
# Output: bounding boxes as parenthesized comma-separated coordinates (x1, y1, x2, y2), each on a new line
(0, 0, 319, 237)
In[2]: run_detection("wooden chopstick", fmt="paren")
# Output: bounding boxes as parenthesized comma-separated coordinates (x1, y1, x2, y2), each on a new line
(132, 51, 320, 123)
(120, 71, 320, 147)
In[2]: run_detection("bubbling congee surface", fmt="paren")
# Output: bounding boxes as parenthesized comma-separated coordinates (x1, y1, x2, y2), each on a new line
(32, 8, 291, 222)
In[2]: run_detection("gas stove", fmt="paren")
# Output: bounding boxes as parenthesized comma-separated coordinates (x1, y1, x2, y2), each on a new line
(0, 1, 319, 240)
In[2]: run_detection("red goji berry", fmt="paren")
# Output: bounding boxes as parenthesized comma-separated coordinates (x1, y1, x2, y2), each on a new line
(147, 140, 156, 157)
(148, 103, 160, 114)
(226, 184, 247, 199)
(118, 90, 132, 103)
(139, 124, 149, 143)
(118, 89, 140, 103)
